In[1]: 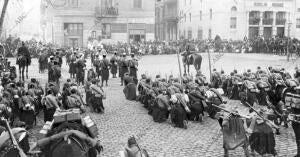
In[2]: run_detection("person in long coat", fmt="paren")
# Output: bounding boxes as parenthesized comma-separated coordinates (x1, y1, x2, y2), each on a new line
(110, 52, 118, 78)
(119, 53, 129, 86)
(123, 76, 136, 101)
(128, 53, 138, 84)
(100, 54, 110, 86)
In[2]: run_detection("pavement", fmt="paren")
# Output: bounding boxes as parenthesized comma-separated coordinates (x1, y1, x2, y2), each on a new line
(7, 53, 299, 157)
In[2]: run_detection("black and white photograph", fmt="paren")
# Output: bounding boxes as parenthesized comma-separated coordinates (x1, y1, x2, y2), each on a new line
(0, 0, 300, 156)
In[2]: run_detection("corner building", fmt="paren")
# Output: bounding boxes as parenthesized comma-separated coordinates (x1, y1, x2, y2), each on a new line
(178, 0, 300, 40)
(41, 0, 155, 48)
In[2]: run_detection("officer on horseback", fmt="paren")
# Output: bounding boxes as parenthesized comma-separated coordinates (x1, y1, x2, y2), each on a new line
(17, 42, 31, 66)
(17, 42, 31, 81)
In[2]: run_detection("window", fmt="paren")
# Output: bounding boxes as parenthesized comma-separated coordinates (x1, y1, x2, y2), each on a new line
(146, 24, 155, 33)
(297, 8, 300, 12)
(210, 9, 212, 20)
(189, 13, 192, 22)
(190, 0, 191, 5)
(230, 17, 237, 29)
(64, 23, 83, 36)
(200, 11, 202, 21)
(184, 14, 186, 22)
(91, 31, 96, 38)
(68, 0, 78, 7)
(111, 23, 127, 33)
(133, 0, 142, 9)
(102, 23, 111, 39)
(230, 6, 237, 29)
(297, 18, 300, 28)
(231, 6, 237, 12)
(188, 30, 192, 39)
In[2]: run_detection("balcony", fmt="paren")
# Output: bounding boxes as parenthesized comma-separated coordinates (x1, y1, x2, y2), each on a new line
(165, 0, 177, 5)
(95, 6, 118, 17)
(276, 19, 286, 25)
(263, 18, 273, 25)
(249, 17, 260, 25)
(164, 13, 177, 22)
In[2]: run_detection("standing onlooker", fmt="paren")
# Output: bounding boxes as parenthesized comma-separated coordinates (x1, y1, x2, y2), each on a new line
(100, 53, 110, 86)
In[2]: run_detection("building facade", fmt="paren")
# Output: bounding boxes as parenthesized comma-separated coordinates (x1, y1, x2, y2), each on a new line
(41, 0, 155, 48)
(155, 0, 178, 41)
(97, 0, 155, 43)
(177, 0, 300, 40)
(41, 0, 97, 47)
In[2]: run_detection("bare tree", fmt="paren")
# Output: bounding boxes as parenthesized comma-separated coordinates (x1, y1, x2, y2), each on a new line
(0, 0, 10, 36)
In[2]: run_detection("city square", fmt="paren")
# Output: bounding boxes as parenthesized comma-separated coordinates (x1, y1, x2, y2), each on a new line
(0, 0, 300, 157)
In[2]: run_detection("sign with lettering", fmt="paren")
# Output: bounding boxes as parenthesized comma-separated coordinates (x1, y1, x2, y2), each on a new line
(272, 3, 283, 7)
(254, 2, 267, 7)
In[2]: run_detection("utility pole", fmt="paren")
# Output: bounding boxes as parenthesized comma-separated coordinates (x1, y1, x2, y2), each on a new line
(287, 22, 292, 62)
(177, 46, 183, 85)
(207, 45, 212, 83)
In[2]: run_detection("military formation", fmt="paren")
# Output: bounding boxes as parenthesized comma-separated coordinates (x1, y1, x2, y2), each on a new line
(0, 44, 106, 157)
(136, 62, 300, 157)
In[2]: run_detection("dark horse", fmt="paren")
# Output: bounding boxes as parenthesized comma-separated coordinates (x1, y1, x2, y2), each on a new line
(182, 53, 202, 74)
(16, 55, 30, 81)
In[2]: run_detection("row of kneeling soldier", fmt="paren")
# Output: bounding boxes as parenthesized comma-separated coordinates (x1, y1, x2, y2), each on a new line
(136, 66, 300, 157)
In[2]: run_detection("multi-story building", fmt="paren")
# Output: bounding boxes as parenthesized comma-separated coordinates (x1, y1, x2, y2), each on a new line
(97, 0, 155, 43)
(41, 0, 155, 48)
(177, 0, 300, 40)
(155, 0, 178, 41)
(41, 0, 97, 47)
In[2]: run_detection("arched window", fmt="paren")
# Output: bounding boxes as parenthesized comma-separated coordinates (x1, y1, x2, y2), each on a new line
(230, 6, 237, 29)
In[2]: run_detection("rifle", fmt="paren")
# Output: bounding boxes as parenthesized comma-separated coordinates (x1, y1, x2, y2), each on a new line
(244, 102, 280, 130)
(2, 118, 27, 157)
(212, 104, 249, 119)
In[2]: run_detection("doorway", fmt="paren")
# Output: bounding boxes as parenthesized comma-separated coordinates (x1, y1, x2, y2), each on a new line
(69, 38, 79, 48)
(263, 27, 272, 39)
(249, 27, 259, 40)
(277, 27, 285, 37)
(129, 29, 145, 43)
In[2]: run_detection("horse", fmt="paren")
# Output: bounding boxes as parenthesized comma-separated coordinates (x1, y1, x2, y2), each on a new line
(16, 55, 30, 81)
(182, 53, 202, 74)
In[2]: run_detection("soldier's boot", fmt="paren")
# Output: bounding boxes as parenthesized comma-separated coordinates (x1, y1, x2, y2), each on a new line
(224, 149, 229, 157)
(243, 144, 250, 157)
(296, 139, 300, 157)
